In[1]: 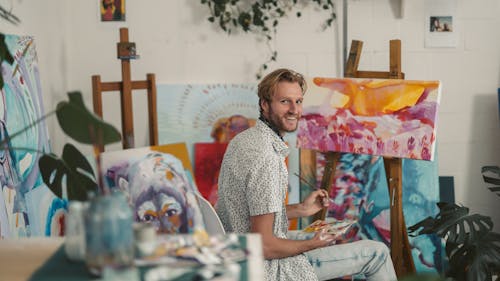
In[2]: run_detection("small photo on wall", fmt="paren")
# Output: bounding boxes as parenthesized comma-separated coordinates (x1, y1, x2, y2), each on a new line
(100, 0, 125, 22)
(429, 16, 453, 32)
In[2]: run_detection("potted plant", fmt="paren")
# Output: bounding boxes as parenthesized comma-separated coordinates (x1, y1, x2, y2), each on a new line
(407, 166, 500, 281)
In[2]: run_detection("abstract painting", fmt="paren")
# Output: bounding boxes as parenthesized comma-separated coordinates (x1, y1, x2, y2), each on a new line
(157, 84, 260, 203)
(194, 143, 228, 206)
(299, 150, 444, 273)
(100, 143, 206, 234)
(297, 77, 441, 161)
(157, 83, 258, 158)
(0, 34, 63, 238)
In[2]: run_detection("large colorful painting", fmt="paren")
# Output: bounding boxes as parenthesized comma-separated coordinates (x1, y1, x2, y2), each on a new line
(0, 34, 65, 238)
(297, 77, 441, 161)
(157, 84, 260, 203)
(157, 84, 259, 156)
(100, 143, 205, 234)
(299, 150, 444, 273)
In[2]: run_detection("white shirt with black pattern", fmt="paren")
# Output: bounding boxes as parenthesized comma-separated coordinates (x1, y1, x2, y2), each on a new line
(216, 119, 318, 281)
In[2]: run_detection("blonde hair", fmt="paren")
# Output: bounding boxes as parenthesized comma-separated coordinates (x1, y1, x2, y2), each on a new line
(257, 68, 307, 107)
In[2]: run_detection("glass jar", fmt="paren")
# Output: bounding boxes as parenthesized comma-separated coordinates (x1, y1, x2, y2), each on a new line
(65, 200, 88, 261)
(85, 190, 134, 276)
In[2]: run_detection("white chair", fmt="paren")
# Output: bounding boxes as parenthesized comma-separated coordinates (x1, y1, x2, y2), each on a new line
(195, 193, 226, 235)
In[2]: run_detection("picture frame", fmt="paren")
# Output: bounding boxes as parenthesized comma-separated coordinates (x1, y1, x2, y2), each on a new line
(99, 0, 125, 22)
(425, 0, 458, 48)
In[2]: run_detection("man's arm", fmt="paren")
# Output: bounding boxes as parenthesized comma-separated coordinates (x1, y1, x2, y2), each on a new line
(250, 212, 335, 259)
(286, 189, 329, 219)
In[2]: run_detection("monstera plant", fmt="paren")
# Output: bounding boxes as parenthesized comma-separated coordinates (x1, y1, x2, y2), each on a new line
(1, 91, 121, 201)
(38, 91, 121, 201)
(408, 167, 500, 281)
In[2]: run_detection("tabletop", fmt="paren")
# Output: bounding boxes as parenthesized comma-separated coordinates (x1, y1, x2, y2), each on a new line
(0, 234, 264, 281)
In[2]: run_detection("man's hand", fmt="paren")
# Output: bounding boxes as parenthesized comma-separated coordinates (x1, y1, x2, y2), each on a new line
(311, 228, 337, 247)
(251, 213, 335, 259)
(302, 189, 329, 217)
(286, 189, 330, 219)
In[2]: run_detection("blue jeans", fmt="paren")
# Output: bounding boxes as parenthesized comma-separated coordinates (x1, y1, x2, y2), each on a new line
(305, 240, 397, 281)
(287, 231, 397, 281)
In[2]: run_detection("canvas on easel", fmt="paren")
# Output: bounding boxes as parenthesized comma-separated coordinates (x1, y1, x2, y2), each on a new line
(296, 40, 442, 277)
(298, 77, 441, 160)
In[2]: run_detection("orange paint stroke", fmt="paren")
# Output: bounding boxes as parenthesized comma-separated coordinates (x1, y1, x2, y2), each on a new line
(313, 77, 439, 116)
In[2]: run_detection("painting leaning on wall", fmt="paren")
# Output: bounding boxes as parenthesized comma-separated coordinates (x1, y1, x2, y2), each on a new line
(0, 34, 66, 238)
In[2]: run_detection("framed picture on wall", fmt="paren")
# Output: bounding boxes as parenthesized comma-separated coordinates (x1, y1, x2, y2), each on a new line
(429, 16, 453, 32)
(425, 0, 457, 48)
(100, 0, 126, 22)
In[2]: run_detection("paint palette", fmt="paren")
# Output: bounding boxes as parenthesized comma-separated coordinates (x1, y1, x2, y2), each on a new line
(303, 219, 357, 237)
(135, 233, 247, 267)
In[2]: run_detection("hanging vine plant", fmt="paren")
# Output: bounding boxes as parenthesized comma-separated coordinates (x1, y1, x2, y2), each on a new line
(200, 0, 336, 79)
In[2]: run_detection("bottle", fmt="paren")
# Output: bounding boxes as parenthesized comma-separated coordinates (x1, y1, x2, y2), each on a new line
(84, 190, 135, 276)
(64, 200, 88, 261)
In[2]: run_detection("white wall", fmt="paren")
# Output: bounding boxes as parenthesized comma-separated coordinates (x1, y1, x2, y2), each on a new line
(1, 0, 499, 227)
(346, 0, 500, 228)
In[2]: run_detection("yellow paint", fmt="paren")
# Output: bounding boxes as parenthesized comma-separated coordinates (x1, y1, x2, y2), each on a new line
(313, 78, 440, 116)
(151, 143, 194, 175)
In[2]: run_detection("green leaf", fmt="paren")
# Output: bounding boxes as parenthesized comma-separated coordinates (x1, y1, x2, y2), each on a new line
(56, 91, 121, 146)
(39, 153, 65, 199)
(238, 12, 252, 31)
(408, 202, 500, 281)
(447, 232, 500, 280)
(408, 202, 492, 245)
(482, 165, 500, 197)
(39, 144, 97, 201)
(62, 143, 95, 181)
(62, 144, 98, 200)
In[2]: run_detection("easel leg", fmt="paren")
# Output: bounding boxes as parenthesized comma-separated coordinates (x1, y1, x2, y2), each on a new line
(343, 39, 414, 277)
(316, 152, 341, 220)
(384, 157, 416, 277)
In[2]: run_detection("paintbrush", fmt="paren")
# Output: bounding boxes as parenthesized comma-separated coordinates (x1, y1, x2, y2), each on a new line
(294, 172, 318, 190)
(294, 172, 333, 205)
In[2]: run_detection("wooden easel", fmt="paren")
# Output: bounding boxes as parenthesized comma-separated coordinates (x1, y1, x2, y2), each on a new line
(92, 27, 158, 152)
(317, 40, 415, 278)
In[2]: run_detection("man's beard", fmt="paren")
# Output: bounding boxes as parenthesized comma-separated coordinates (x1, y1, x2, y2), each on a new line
(267, 106, 299, 134)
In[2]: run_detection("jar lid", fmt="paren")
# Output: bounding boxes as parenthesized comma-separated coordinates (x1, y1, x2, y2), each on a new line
(68, 201, 83, 211)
